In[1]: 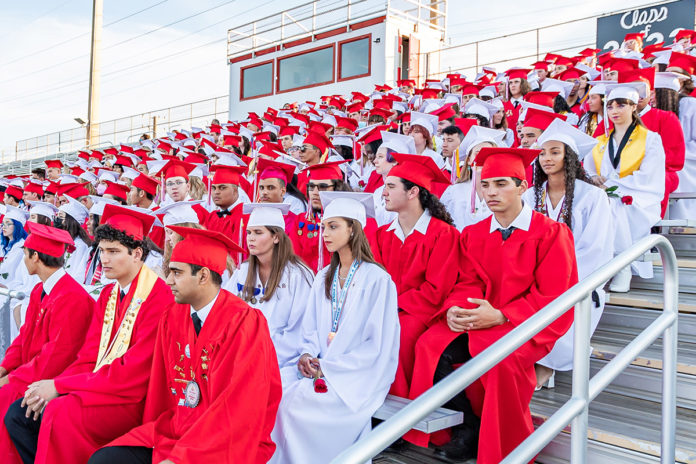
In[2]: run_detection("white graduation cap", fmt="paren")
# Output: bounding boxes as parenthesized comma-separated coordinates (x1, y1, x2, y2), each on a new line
(140, 139, 155, 149)
(575, 63, 601, 80)
(410, 112, 438, 136)
(518, 100, 555, 122)
(380, 131, 416, 154)
(479, 85, 497, 99)
(121, 166, 140, 181)
(156, 200, 204, 227)
(243, 203, 289, 229)
(263, 123, 281, 136)
(291, 134, 305, 147)
(79, 171, 98, 184)
(88, 160, 103, 169)
(541, 78, 574, 99)
(321, 115, 337, 128)
(536, 118, 599, 158)
(97, 170, 120, 183)
(653, 50, 672, 66)
(459, 126, 506, 158)
(463, 98, 499, 120)
(443, 93, 462, 106)
(392, 101, 408, 113)
(214, 151, 247, 167)
(420, 99, 443, 114)
(605, 82, 648, 103)
(88, 196, 120, 216)
(4, 205, 28, 226)
(145, 160, 169, 177)
(238, 125, 254, 141)
(587, 80, 612, 96)
(200, 144, 215, 157)
(27, 200, 59, 220)
(59, 194, 89, 223)
(489, 97, 505, 110)
(59, 174, 79, 184)
(655, 71, 684, 92)
(320, 191, 375, 228)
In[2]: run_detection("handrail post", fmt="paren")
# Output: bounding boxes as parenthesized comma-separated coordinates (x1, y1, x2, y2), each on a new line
(659, 241, 678, 464)
(570, 295, 592, 462)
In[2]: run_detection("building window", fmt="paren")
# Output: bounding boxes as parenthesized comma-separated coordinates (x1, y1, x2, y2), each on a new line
(241, 61, 273, 100)
(277, 45, 334, 92)
(339, 36, 371, 80)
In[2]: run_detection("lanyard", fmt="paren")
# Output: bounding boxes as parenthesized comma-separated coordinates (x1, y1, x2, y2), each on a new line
(608, 122, 636, 169)
(330, 260, 360, 333)
(542, 188, 566, 223)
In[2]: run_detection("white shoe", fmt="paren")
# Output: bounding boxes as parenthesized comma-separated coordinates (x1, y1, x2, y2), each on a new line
(609, 266, 632, 293)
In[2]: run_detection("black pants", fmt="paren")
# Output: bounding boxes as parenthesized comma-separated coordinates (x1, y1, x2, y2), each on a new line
(434, 333, 479, 427)
(4, 398, 42, 464)
(88, 446, 153, 464)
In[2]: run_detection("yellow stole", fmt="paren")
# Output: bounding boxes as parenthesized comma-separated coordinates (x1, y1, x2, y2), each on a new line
(93, 265, 159, 372)
(592, 125, 648, 178)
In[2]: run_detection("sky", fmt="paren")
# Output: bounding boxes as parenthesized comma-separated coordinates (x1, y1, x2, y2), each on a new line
(0, 0, 665, 159)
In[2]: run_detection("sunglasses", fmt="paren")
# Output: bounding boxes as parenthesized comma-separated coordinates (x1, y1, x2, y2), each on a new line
(307, 183, 334, 191)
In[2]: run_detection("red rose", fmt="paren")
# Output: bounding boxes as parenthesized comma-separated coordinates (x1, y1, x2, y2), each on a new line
(358, 180, 366, 187)
(621, 196, 633, 205)
(313, 377, 328, 393)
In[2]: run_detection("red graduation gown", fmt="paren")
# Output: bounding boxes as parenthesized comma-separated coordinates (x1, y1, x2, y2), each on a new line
(372, 217, 460, 398)
(33, 271, 173, 464)
(109, 290, 282, 463)
(0, 274, 94, 464)
(363, 170, 384, 193)
(594, 108, 685, 216)
(504, 100, 521, 145)
(405, 212, 578, 464)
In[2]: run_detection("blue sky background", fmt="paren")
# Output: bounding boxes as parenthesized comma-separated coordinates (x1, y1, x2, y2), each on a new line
(0, 0, 662, 157)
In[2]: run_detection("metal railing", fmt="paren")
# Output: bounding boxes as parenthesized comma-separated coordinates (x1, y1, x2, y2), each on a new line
(332, 233, 678, 464)
(0, 288, 27, 355)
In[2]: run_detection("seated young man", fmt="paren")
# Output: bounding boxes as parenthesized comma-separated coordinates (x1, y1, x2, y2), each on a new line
(4, 205, 174, 464)
(0, 223, 95, 464)
(406, 147, 578, 463)
(89, 227, 281, 464)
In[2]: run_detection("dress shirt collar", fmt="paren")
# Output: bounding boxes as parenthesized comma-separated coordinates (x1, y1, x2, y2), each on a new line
(190, 291, 220, 326)
(489, 201, 533, 234)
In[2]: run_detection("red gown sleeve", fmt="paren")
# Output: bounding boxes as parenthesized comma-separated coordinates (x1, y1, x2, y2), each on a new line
(661, 111, 686, 174)
(166, 309, 282, 463)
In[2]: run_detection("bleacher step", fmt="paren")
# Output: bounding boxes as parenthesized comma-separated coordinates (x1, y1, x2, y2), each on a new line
(531, 386, 696, 463)
(607, 289, 696, 314)
(597, 305, 696, 342)
(666, 233, 696, 258)
(632, 264, 696, 294)
(374, 395, 463, 434)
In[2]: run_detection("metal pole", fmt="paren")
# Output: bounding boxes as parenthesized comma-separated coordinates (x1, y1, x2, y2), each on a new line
(570, 295, 592, 462)
(536, 28, 540, 61)
(86, 0, 103, 148)
(660, 242, 679, 464)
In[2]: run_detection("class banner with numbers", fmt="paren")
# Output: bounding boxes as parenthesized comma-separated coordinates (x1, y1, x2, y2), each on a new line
(597, 0, 695, 53)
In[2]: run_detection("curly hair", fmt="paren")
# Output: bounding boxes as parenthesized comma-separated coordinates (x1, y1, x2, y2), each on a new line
(655, 88, 680, 117)
(400, 179, 454, 226)
(532, 143, 593, 228)
(94, 224, 151, 261)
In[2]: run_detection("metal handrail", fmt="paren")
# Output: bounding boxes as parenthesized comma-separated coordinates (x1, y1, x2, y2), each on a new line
(331, 234, 678, 464)
(0, 287, 27, 356)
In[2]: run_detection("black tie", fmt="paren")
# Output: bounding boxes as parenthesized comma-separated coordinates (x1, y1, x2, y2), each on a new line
(191, 312, 202, 336)
(216, 209, 231, 218)
(499, 226, 516, 241)
(513, 100, 519, 108)
(41, 290, 46, 301)
(120, 290, 126, 300)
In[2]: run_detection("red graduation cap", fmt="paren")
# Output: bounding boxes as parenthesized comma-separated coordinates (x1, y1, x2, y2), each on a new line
(169, 226, 244, 275)
(557, 67, 584, 81)
(77, 151, 91, 161)
(336, 117, 358, 132)
(101, 204, 155, 241)
(624, 32, 644, 43)
(397, 79, 417, 87)
(369, 108, 394, 119)
(209, 124, 222, 134)
(44, 181, 59, 195)
(524, 91, 559, 108)
(25, 222, 75, 257)
(372, 99, 393, 110)
(476, 147, 541, 180)
(119, 144, 134, 154)
(453, 117, 478, 135)
(578, 48, 600, 57)
(357, 124, 386, 144)
(305, 160, 347, 181)
(114, 155, 134, 167)
(5, 185, 23, 199)
(449, 76, 468, 88)
(57, 183, 90, 198)
(460, 83, 482, 96)
(419, 88, 440, 99)
(603, 57, 640, 72)
(328, 96, 346, 109)
(387, 153, 451, 192)
(668, 51, 696, 76)
(258, 158, 295, 185)
(103, 181, 130, 201)
(553, 56, 574, 67)
(223, 135, 242, 147)
(279, 125, 300, 137)
(505, 68, 531, 81)
(375, 84, 392, 92)
(161, 159, 196, 180)
(210, 165, 246, 185)
(532, 61, 550, 71)
(303, 131, 333, 153)
(104, 147, 119, 156)
(45, 159, 63, 170)
(618, 67, 655, 89)
(346, 102, 365, 114)
(308, 121, 334, 135)
(351, 91, 369, 103)
(430, 102, 457, 121)
(24, 182, 44, 196)
(132, 174, 159, 196)
(522, 108, 567, 130)
(396, 112, 411, 123)
(676, 29, 696, 42)
(183, 152, 208, 165)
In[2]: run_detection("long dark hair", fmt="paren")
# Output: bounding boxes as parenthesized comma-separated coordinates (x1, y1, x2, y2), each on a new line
(553, 95, 573, 114)
(400, 179, 454, 226)
(286, 175, 307, 209)
(323, 219, 383, 299)
(654, 87, 680, 117)
(242, 226, 312, 303)
(532, 143, 593, 228)
(58, 214, 93, 246)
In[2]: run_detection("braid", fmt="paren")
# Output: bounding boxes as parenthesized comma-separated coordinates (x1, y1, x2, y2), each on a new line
(401, 179, 454, 226)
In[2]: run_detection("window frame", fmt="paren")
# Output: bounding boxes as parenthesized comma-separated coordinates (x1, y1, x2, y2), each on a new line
(275, 43, 336, 94)
(240, 59, 275, 101)
(337, 33, 372, 82)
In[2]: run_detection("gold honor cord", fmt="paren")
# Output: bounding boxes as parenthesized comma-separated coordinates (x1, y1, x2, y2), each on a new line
(93, 266, 159, 372)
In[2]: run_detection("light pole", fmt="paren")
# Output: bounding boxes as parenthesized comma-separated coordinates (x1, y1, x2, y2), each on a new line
(86, 0, 103, 148)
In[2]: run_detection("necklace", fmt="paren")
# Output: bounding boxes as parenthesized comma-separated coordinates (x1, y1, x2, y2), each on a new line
(328, 260, 361, 345)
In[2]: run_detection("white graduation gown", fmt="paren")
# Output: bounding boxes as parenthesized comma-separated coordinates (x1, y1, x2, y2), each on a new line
(283, 193, 306, 216)
(670, 97, 696, 219)
(523, 180, 614, 370)
(440, 181, 492, 231)
(422, 148, 446, 169)
(583, 130, 665, 278)
(270, 263, 400, 464)
(224, 261, 314, 368)
(63, 236, 90, 282)
(347, 161, 375, 191)
(372, 185, 397, 227)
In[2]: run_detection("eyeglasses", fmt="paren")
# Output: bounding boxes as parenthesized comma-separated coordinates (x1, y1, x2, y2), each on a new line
(307, 182, 334, 191)
(300, 145, 314, 153)
(165, 180, 187, 187)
